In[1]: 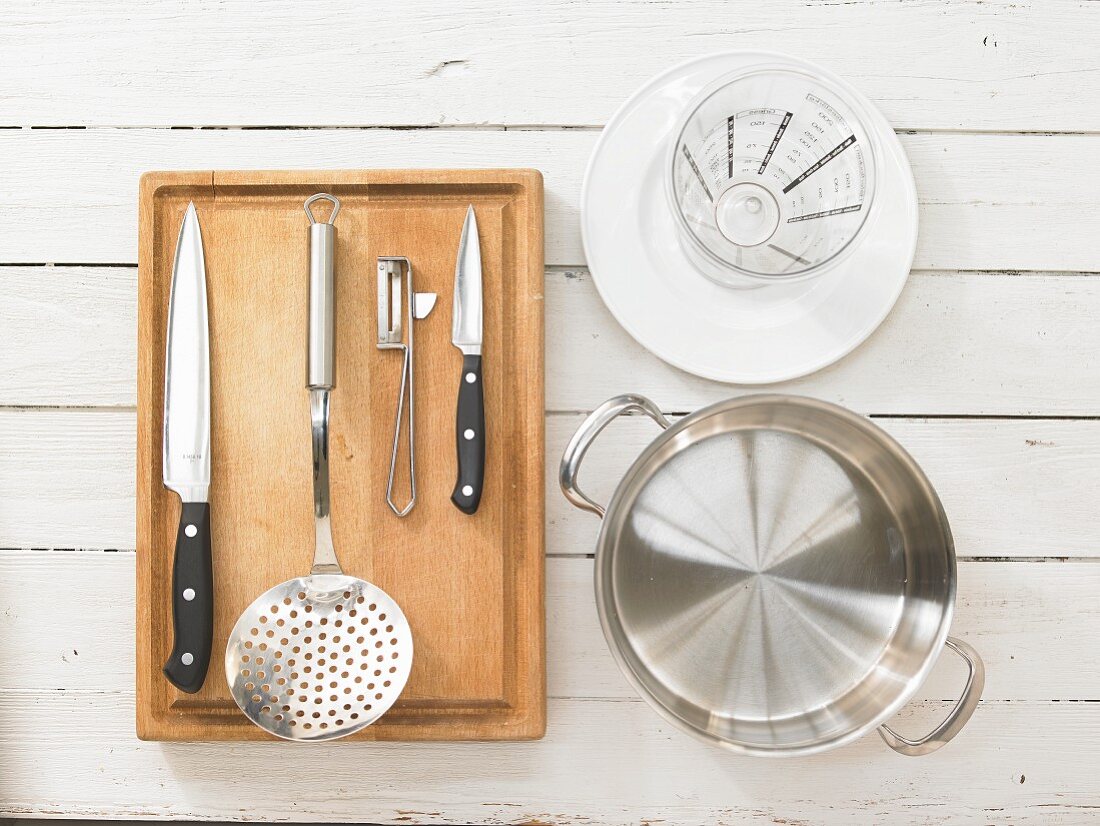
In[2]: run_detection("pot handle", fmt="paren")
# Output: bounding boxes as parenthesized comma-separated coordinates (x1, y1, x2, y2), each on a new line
(878, 637, 985, 757)
(560, 394, 671, 518)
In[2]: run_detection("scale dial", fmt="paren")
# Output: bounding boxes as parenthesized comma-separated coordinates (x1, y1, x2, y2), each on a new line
(670, 68, 877, 281)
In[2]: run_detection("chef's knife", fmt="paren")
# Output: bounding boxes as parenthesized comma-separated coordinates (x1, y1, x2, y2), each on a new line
(451, 205, 484, 514)
(162, 201, 214, 693)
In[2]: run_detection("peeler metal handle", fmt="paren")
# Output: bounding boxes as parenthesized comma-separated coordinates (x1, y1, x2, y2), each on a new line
(377, 257, 437, 516)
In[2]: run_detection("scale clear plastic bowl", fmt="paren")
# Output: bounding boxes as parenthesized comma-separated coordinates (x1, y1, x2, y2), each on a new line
(667, 63, 881, 287)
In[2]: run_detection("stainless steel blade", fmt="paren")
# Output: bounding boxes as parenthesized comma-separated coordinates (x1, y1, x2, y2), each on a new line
(451, 205, 483, 355)
(163, 202, 211, 503)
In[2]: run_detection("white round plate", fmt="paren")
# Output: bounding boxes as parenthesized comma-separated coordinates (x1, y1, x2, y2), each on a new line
(581, 52, 918, 384)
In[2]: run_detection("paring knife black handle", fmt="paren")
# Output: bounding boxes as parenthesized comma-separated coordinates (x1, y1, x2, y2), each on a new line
(163, 501, 214, 693)
(451, 353, 485, 514)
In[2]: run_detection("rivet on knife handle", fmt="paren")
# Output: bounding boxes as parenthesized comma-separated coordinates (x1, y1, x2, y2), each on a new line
(451, 353, 485, 513)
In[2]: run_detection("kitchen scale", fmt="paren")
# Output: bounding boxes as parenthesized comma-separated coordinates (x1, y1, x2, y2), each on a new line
(582, 52, 918, 383)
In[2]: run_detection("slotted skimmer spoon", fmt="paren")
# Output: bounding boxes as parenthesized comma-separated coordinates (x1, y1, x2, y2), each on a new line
(225, 194, 413, 741)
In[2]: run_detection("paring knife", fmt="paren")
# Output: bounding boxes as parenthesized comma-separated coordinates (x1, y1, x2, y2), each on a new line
(162, 201, 214, 693)
(451, 205, 485, 514)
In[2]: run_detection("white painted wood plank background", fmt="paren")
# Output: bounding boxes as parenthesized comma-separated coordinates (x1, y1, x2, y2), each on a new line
(2, 407, 1098, 558)
(1, 0, 1097, 131)
(2, 551, 1096, 701)
(2, 1, 1099, 824)
(4, 130, 1100, 271)
(5, 266, 1100, 415)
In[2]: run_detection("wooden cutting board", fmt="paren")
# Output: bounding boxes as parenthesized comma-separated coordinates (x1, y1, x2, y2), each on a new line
(135, 169, 544, 741)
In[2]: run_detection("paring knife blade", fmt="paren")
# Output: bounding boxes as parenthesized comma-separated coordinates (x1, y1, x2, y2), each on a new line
(161, 201, 214, 694)
(450, 204, 485, 514)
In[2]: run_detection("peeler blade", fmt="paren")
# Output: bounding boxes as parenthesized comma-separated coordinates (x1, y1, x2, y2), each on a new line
(413, 292, 438, 320)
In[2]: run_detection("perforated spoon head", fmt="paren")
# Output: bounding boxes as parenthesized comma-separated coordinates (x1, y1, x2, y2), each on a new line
(225, 573, 413, 742)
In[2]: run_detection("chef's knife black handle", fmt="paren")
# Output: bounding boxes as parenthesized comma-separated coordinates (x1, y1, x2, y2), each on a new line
(163, 501, 213, 694)
(451, 353, 485, 514)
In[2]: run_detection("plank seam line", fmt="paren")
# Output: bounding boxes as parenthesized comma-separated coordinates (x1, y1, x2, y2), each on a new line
(2, 406, 1099, 422)
(7, 125, 1100, 137)
(544, 410, 1100, 421)
(872, 413, 1100, 422)
(0, 262, 137, 269)
(5, 405, 1100, 420)
(0, 404, 136, 412)
(0, 689, 1093, 705)
(4, 264, 1100, 278)
(1, 548, 1095, 563)
(544, 266, 1100, 277)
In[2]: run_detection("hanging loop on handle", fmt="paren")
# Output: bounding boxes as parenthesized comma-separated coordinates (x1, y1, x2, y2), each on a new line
(559, 394, 671, 518)
(304, 193, 341, 225)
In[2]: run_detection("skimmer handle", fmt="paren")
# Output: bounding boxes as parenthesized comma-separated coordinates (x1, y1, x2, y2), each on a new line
(559, 394, 671, 518)
(307, 194, 339, 390)
(305, 195, 342, 576)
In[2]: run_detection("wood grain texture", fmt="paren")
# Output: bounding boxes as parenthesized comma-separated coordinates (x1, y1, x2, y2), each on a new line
(5, 266, 1100, 416)
(547, 269, 1100, 415)
(546, 414, 1100, 560)
(135, 170, 545, 741)
(1, 0, 1097, 131)
(0, 266, 135, 406)
(2, 129, 1099, 271)
(0, 689, 1095, 824)
(5, 408, 1100, 559)
(3, 551, 1098, 702)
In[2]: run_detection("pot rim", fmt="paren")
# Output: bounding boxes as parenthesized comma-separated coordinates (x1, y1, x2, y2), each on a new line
(591, 393, 957, 756)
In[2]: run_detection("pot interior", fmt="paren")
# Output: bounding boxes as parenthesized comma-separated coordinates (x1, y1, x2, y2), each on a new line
(597, 397, 954, 754)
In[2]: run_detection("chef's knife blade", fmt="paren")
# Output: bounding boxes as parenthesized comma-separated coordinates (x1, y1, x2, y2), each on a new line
(162, 201, 213, 693)
(451, 205, 485, 514)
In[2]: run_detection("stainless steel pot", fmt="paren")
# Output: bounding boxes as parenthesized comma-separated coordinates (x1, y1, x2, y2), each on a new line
(560, 394, 984, 757)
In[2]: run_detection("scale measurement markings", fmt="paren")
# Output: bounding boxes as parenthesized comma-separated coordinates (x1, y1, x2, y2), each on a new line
(787, 203, 863, 223)
(758, 111, 792, 174)
(781, 134, 857, 193)
(727, 116, 735, 179)
(681, 145, 714, 202)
